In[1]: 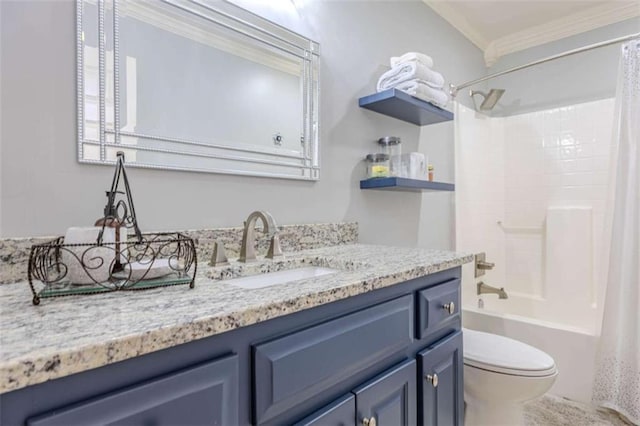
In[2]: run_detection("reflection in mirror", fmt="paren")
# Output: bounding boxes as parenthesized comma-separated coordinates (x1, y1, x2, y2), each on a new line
(78, 0, 320, 180)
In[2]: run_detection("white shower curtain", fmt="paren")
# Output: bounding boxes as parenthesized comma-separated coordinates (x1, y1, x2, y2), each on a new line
(592, 39, 640, 424)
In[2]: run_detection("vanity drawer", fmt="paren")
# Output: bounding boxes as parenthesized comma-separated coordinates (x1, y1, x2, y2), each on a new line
(253, 295, 414, 424)
(26, 354, 239, 426)
(416, 279, 460, 339)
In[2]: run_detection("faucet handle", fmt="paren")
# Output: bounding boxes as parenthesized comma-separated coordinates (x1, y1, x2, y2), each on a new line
(210, 239, 229, 266)
(266, 234, 284, 259)
(477, 260, 495, 270)
(474, 252, 495, 277)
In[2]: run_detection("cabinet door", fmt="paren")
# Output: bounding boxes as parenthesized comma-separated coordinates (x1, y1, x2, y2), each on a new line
(254, 295, 413, 424)
(353, 360, 417, 426)
(293, 394, 356, 426)
(27, 355, 239, 426)
(418, 331, 463, 426)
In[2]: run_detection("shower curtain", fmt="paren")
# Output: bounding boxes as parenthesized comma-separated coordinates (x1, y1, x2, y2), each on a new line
(592, 39, 640, 424)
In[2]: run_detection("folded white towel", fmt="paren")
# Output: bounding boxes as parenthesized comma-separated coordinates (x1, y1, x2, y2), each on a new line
(394, 79, 449, 109)
(377, 61, 445, 92)
(390, 52, 434, 68)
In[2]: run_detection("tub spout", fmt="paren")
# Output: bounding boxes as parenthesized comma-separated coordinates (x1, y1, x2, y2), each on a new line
(477, 281, 508, 299)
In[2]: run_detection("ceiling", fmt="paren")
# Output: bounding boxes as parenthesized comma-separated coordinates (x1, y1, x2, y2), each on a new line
(423, 0, 640, 65)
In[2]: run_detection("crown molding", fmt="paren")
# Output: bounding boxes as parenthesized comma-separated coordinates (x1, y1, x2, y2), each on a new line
(422, 0, 490, 51)
(484, 2, 640, 66)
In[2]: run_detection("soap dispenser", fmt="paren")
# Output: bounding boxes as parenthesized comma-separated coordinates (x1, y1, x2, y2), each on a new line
(95, 190, 127, 272)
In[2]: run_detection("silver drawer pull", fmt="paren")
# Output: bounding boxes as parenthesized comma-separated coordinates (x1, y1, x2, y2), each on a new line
(426, 373, 439, 388)
(363, 416, 377, 426)
(443, 302, 455, 315)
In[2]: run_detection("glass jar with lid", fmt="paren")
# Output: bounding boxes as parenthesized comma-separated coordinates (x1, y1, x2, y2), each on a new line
(377, 136, 402, 176)
(365, 153, 390, 179)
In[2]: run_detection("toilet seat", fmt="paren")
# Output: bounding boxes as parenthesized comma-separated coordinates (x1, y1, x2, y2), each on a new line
(463, 329, 557, 377)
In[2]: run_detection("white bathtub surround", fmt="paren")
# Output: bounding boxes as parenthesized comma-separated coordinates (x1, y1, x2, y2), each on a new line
(544, 207, 594, 328)
(455, 99, 615, 332)
(455, 97, 616, 403)
(593, 39, 640, 425)
(454, 104, 505, 311)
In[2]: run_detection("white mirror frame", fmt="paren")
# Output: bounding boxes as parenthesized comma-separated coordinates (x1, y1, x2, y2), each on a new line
(77, 0, 320, 180)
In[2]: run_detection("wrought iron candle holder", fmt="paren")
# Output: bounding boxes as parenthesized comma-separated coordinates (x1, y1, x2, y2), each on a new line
(27, 152, 197, 305)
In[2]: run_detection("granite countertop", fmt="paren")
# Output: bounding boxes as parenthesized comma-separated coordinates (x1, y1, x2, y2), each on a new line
(0, 244, 472, 394)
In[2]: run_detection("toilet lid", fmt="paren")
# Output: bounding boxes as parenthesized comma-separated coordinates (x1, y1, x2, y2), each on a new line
(463, 329, 557, 377)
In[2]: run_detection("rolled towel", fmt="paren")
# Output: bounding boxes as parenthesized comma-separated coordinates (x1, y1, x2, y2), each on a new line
(377, 61, 445, 92)
(390, 52, 434, 68)
(395, 79, 450, 109)
(62, 226, 116, 285)
(115, 258, 180, 281)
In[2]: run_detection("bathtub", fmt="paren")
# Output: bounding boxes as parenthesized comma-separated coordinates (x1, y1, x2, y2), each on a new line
(462, 306, 599, 404)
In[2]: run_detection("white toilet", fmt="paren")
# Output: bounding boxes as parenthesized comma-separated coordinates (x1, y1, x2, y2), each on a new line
(463, 328, 558, 426)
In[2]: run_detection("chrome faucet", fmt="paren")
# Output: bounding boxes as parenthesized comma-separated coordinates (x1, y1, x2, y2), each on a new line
(477, 281, 508, 299)
(239, 211, 283, 262)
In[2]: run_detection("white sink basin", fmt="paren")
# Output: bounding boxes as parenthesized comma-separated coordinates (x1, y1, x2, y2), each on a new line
(222, 267, 338, 289)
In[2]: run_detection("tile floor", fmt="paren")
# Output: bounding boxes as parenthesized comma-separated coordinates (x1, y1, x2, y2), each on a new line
(524, 394, 633, 426)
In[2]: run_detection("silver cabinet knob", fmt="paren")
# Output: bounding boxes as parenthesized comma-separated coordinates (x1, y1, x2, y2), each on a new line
(426, 373, 439, 387)
(443, 302, 455, 314)
(363, 417, 377, 426)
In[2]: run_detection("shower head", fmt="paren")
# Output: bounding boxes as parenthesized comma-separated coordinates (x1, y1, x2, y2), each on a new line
(470, 89, 506, 111)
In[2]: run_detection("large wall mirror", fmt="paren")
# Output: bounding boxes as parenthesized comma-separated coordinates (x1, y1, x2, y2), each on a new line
(77, 0, 320, 180)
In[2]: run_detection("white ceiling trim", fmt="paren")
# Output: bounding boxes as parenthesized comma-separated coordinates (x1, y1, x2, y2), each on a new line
(484, 2, 640, 66)
(422, 0, 490, 50)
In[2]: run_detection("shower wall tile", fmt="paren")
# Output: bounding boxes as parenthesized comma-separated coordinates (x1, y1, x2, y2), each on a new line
(592, 172, 609, 185)
(576, 144, 595, 158)
(593, 143, 612, 157)
(455, 104, 506, 307)
(502, 98, 615, 325)
(456, 98, 615, 329)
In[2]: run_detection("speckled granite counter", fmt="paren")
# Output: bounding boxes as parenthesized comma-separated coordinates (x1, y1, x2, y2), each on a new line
(0, 244, 472, 394)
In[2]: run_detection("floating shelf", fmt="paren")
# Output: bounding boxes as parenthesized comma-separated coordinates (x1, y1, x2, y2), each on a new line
(360, 177, 455, 192)
(358, 89, 454, 126)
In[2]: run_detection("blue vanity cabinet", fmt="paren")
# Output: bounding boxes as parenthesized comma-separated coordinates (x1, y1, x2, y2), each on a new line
(0, 267, 464, 426)
(25, 354, 239, 426)
(418, 331, 464, 426)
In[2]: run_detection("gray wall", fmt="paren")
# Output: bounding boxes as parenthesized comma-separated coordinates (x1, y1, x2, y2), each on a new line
(0, 0, 485, 250)
(487, 17, 640, 116)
